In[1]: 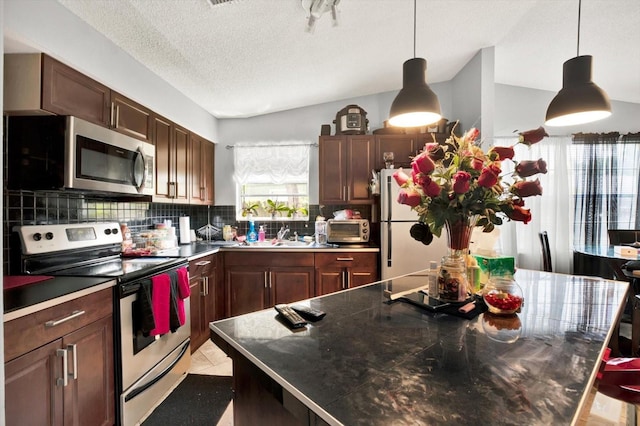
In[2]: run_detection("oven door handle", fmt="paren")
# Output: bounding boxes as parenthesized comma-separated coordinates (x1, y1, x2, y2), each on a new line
(123, 339, 190, 403)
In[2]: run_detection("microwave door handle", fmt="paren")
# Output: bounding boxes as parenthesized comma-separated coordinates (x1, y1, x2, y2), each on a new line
(133, 148, 147, 192)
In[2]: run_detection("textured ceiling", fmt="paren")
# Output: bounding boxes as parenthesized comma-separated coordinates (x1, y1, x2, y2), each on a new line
(41, 0, 640, 118)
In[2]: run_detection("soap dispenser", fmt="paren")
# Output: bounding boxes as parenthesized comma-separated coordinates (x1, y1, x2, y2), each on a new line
(258, 225, 266, 242)
(247, 219, 258, 243)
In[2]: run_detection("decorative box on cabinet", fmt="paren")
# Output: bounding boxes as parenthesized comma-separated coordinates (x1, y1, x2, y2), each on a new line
(224, 252, 315, 317)
(4, 288, 115, 426)
(315, 252, 378, 296)
(319, 135, 375, 205)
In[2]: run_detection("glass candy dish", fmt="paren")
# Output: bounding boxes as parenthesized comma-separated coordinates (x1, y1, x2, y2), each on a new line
(482, 276, 524, 315)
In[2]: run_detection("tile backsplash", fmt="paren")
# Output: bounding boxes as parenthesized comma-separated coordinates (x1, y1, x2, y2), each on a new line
(3, 189, 370, 274)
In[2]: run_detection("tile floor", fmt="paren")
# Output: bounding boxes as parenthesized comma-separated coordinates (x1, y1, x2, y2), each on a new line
(146, 338, 633, 426)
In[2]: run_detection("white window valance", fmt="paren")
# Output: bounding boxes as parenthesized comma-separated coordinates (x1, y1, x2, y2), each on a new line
(233, 142, 311, 185)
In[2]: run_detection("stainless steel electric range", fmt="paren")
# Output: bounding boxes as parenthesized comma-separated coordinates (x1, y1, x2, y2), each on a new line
(13, 222, 191, 426)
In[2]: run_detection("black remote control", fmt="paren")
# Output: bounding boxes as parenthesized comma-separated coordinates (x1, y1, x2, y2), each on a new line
(274, 304, 307, 329)
(290, 304, 326, 321)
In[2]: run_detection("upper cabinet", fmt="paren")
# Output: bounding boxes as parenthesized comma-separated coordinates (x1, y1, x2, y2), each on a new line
(319, 135, 375, 205)
(153, 115, 190, 204)
(110, 92, 154, 143)
(190, 133, 215, 205)
(373, 132, 449, 170)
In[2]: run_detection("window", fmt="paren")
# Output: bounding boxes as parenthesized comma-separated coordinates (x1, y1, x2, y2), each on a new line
(570, 133, 640, 246)
(233, 142, 311, 221)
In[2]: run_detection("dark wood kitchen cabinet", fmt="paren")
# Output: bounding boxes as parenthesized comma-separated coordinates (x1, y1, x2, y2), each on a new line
(315, 252, 378, 296)
(190, 133, 215, 205)
(224, 252, 315, 317)
(111, 92, 154, 143)
(374, 134, 420, 170)
(319, 135, 375, 205)
(189, 253, 221, 352)
(153, 115, 190, 203)
(41, 54, 111, 126)
(4, 287, 115, 426)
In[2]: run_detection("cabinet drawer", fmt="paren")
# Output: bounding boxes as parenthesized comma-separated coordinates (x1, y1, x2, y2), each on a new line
(189, 254, 216, 277)
(315, 252, 377, 268)
(225, 252, 314, 268)
(4, 287, 113, 362)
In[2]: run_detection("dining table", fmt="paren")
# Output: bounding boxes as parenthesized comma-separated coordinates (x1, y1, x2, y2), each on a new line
(210, 269, 627, 425)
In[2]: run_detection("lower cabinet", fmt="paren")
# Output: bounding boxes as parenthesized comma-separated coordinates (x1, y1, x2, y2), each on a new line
(4, 288, 114, 426)
(224, 252, 315, 317)
(189, 253, 220, 352)
(315, 252, 378, 296)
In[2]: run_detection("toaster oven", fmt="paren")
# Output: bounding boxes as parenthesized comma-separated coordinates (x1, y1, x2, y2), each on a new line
(327, 219, 369, 243)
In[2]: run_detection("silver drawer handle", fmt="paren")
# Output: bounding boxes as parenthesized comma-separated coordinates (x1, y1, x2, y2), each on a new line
(195, 260, 211, 266)
(56, 349, 68, 387)
(45, 310, 86, 328)
(336, 257, 354, 261)
(68, 344, 78, 380)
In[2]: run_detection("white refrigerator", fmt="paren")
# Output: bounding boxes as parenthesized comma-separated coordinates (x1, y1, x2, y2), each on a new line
(379, 169, 449, 280)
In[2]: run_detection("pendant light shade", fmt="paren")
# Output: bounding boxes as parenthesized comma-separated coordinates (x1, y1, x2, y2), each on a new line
(389, 58, 442, 127)
(545, 56, 611, 126)
(544, 0, 611, 127)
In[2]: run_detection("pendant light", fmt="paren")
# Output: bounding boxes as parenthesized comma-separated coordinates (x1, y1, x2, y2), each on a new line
(545, 0, 611, 127)
(388, 0, 441, 127)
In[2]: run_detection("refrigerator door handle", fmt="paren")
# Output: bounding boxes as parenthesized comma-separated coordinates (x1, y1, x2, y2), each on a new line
(386, 175, 393, 222)
(387, 223, 392, 267)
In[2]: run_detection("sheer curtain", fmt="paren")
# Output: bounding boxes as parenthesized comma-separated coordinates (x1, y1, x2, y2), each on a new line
(495, 135, 573, 274)
(233, 142, 311, 185)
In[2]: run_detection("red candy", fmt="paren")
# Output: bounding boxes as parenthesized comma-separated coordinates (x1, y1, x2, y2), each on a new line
(484, 292, 523, 312)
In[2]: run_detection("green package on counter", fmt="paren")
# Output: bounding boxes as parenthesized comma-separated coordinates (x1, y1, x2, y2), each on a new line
(472, 255, 516, 285)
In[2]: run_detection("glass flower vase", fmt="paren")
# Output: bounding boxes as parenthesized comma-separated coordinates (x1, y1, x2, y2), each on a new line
(437, 217, 475, 302)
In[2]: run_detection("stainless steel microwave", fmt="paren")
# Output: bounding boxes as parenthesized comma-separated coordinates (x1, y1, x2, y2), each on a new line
(7, 115, 154, 196)
(327, 219, 370, 243)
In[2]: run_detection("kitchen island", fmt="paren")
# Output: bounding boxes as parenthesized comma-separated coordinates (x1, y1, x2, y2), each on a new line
(210, 269, 628, 425)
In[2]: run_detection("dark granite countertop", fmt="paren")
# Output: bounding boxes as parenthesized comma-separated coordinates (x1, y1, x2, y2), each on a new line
(210, 269, 627, 426)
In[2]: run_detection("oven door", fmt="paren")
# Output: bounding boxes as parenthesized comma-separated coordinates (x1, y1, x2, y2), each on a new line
(119, 282, 191, 425)
(66, 116, 155, 195)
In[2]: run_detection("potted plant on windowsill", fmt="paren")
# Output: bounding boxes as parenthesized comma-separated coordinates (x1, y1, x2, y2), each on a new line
(265, 199, 289, 220)
(241, 202, 260, 218)
(287, 205, 309, 220)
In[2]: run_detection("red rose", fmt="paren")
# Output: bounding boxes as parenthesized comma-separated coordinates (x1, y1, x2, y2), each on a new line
(393, 169, 411, 186)
(424, 142, 445, 161)
(518, 126, 549, 146)
(412, 151, 435, 174)
(478, 165, 500, 188)
(397, 188, 422, 207)
(515, 159, 547, 178)
(507, 205, 532, 224)
(489, 146, 515, 161)
(464, 128, 480, 142)
(470, 157, 484, 170)
(512, 179, 543, 197)
(452, 171, 471, 194)
(424, 177, 441, 197)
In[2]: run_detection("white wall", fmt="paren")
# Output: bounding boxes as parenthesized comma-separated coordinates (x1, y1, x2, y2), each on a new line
(3, 0, 218, 142)
(451, 50, 482, 133)
(216, 83, 453, 205)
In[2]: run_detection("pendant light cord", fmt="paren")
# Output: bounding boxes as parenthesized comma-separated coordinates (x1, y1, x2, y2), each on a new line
(413, 0, 417, 58)
(576, 0, 582, 56)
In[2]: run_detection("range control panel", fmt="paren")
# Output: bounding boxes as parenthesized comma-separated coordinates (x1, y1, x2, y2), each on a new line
(15, 222, 123, 255)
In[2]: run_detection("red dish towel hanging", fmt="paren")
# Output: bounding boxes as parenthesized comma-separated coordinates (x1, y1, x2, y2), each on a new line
(150, 274, 171, 336)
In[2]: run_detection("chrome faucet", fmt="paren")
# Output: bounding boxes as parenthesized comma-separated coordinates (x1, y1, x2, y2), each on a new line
(277, 226, 290, 241)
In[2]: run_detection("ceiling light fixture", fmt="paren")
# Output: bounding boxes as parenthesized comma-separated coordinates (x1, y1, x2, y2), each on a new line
(545, 0, 611, 127)
(303, 0, 340, 33)
(388, 0, 441, 128)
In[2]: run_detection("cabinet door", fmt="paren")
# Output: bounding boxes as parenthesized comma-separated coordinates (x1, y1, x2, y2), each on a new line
(63, 316, 115, 426)
(347, 135, 375, 203)
(315, 268, 345, 296)
(173, 125, 190, 203)
(153, 115, 173, 201)
(226, 267, 268, 317)
(190, 134, 215, 205)
(375, 134, 418, 170)
(41, 55, 110, 127)
(349, 253, 378, 288)
(5, 339, 64, 426)
(189, 274, 205, 352)
(111, 92, 153, 142)
(319, 136, 347, 204)
(270, 267, 314, 305)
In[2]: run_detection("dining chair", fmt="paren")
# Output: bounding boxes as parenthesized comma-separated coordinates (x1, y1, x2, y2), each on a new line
(538, 231, 552, 272)
(597, 346, 640, 405)
(608, 229, 640, 245)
